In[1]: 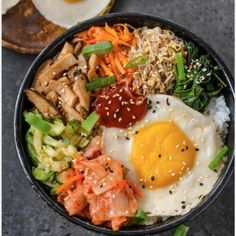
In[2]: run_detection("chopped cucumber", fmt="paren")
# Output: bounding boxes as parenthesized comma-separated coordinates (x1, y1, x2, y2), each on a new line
(49, 118, 65, 137)
(32, 167, 54, 182)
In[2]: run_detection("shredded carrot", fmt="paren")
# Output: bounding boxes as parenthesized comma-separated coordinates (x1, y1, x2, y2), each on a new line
(76, 23, 137, 82)
(114, 55, 125, 75)
(99, 58, 113, 76)
(56, 174, 83, 194)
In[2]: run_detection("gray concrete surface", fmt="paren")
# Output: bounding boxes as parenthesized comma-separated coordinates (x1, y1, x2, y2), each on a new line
(2, 0, 234, 235)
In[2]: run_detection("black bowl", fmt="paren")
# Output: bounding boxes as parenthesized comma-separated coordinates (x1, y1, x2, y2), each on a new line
(14, 12, 234, 235)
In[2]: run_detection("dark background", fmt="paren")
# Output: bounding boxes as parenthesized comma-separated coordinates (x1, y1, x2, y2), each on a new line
(2, 0, 234, 235)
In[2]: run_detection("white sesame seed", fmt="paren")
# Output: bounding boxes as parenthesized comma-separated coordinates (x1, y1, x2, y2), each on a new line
(127, 107, 131, 111)
(132, 115, 136, 119)
(108, 100, 112, 104)
(114, 113, 117, 118)
(118, 117, 122, 122)
(105, 107, 109, 110)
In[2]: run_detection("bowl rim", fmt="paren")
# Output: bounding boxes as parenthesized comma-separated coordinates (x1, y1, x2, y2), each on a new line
(14, 12, 234, 235)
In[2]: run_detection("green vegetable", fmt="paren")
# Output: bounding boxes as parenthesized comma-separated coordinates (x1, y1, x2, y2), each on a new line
(173, 224, 189, 236)
(64, 120, 81, 137)
(25, 130, 38, 165)
(77, 137, 90, 148)
(185, 41, 199, 64)
(33, 129, 43, 155)
(50, 187, 58, 195)
(32, 167, 54, 182)
(176, 52, 186, 81)
(208, 145, 229, 170)
(44, 145, 57, 157)
(81, 111, 100, 135)
(132, 210, 148, 225)
(125, 55, 149, 68)
(24, 111, 51, 134)
(82, 41, 113, 58)
(49, 118, 65, 136)
(42, 135, 64, 148)
(174, 42, 226, 112)
(85, 76, 115, 91)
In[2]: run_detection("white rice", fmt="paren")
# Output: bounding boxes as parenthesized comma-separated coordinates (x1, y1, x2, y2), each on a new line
(204, 96, 230, 146)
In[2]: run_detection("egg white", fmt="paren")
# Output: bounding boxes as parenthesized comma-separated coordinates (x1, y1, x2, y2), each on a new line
(32, 0, 112, 28)
(102, 94, 221, 217)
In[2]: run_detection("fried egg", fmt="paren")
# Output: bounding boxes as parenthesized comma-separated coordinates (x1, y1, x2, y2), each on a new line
(2, 0, 20, 14)
(102, 95, 221, 217)
(32, 0, 112, 28)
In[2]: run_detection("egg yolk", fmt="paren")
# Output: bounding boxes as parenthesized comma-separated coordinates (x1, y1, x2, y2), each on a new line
(130, 121, 196, 189)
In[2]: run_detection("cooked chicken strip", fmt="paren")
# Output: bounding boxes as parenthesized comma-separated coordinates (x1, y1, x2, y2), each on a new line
(46, 91, 59, 106)
(62, 101, 84, 121)
(58, 42, 74, 60)
(43, 80, 78, 108)
(32, 59, 53, 92)
(36, 53, 78, 93)
(25, 89, 59, 118)
(73, 77, 90, 112)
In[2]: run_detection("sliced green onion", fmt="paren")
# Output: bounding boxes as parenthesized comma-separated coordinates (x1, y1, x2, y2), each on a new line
(132, 210, 148, 225)
(173, 224, 189, 236)
(24, 111, 51, 134)
(85, 76, 115, 91)
(32, 167, 54, 182)
(208, 145, 229, 170)
(125, 55, 149, 68)
(176, 52, 186, 81)
(82, 41, 113, 58)
(81, 111, 100, 135)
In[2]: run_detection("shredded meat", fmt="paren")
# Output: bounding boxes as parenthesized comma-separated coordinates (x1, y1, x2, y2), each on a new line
(25, 89, 59, 118)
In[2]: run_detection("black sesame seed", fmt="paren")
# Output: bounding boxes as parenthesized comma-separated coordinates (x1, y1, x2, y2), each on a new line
(195, 148, 199, 151)
(186, 146, 189, 150)
(80, 170, 85, 174)
(181, 201, 185, 204)
(158, 154, 162, 158)
(166, 98, 170, 106)
(182, 205, 186, 209)
(156, 101, 160, 104)
(148, 106, 152, 110)
(152, 110, 156, 113)
(148, 100, 152, 105)
(151, 176, 155, 181)
(169, 190, 172, 194)
(181, 148, 185, 152)
(121, 165, 124, 168)
(213, 169, 218, 173)
(135, 131, 139, 134)
(142, 185, 145, 189)
(199, 183, 203, 186)
(129, 186, 132, 188)
(100, 184, 103, 188)
(125, 136, 130, 140)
